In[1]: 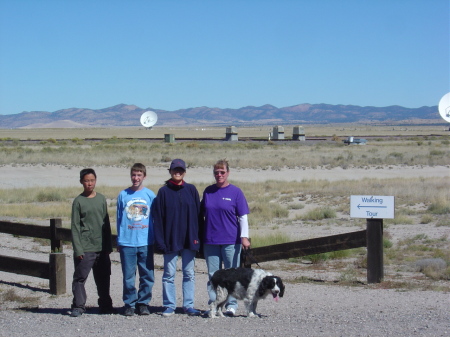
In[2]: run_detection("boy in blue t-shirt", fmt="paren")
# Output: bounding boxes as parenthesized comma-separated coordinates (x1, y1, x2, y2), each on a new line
(116, 163, 156, 316)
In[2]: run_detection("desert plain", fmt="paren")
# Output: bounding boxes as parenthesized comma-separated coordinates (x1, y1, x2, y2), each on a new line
(0, 125, 449, 336)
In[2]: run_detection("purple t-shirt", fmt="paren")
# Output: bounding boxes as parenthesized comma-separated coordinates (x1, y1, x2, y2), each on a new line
(201, 184, 250, 245)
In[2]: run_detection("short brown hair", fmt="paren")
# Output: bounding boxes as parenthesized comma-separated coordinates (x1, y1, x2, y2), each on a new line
(213, 159, 229, 172)
(130, 163, 146, 176)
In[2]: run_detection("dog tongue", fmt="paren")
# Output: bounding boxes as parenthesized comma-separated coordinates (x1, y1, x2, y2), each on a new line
(273, 294, 279, 302)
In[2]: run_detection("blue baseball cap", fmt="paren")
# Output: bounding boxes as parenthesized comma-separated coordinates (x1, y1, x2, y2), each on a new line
(169, 159, 186, 171)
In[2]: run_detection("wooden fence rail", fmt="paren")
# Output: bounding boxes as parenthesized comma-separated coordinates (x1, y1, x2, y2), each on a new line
(0, 219, 66, 295)
(243, 230, 367, 264)
(0, 217, 384, 296)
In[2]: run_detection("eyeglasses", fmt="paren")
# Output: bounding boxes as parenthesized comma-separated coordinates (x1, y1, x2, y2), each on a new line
(214, 171, 227, 176)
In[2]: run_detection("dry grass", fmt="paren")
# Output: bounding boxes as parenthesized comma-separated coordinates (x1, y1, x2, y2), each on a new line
(0, 176, 447, 228)
(1, 127, 449, 169)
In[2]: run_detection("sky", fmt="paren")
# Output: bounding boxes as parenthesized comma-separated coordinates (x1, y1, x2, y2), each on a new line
(0, 0, 449, 115)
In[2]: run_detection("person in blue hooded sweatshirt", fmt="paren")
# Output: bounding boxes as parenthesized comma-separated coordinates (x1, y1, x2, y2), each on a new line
(152, 159, 202, 317)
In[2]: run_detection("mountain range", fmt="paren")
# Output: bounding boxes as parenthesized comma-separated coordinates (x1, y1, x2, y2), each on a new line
(0, 103, 441, 128)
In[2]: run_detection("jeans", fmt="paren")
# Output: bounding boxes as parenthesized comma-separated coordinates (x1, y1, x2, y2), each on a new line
(162, 249, 196, 310)
(72, 251, 112, 311)
(203, 244, 241, 310)
(119, 245, 155, 308)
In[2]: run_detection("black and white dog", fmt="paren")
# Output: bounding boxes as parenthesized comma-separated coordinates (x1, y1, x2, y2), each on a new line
(208, 267, 285, 318)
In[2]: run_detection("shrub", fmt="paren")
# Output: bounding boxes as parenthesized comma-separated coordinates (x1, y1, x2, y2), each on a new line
(385, 214, 414, 225)
(436, 219, 450, 227)
(383, 238, 393, 249)
(414, 258, 449, 280)
(389, 152, 403, 159)
(428, 203, 450, 214)
(288, 203, 305, 210)
(302, 207, 336, 220)
(420, 214, 434, 224)
(429, 150, 445, 156)
(36, 191, 64, 202)
(303, 249, 352, 264)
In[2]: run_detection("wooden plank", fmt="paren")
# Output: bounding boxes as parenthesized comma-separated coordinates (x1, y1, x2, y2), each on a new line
(0, 221, 49, 239)
(55, 227, 72, 242)
(0, 255, 49, 279)
(244, 230, 367, 264)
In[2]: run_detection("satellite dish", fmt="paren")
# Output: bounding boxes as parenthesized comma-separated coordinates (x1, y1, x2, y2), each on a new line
(140, 110, 158, 128)
(438, 92, 450, 123)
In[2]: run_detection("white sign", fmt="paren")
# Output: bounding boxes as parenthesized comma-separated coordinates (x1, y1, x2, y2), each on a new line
(350, 195, 395, 219)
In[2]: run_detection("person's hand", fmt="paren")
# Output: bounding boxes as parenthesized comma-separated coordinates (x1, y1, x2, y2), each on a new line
(241, 237, 251, 250)
(77, 255, 84, 260)
(116, 246, 120, 253)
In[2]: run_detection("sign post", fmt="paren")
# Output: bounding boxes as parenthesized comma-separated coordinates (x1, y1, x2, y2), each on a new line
(350, 195, 395, 283)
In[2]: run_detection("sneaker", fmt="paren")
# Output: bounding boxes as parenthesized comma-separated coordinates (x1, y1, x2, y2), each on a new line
(224, 307, 236, 317)
(123, 307, 135, 316)
(184, 307, 200, 316)
(70, 308, 83, 317)
(162, 307, 175, 317)
(138, 304, 150, 316)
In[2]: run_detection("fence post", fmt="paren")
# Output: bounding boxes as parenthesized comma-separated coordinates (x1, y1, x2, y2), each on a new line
(50, 218, 63, 252)
(366, 218, 384, 283)
(49, 253, 66, 295)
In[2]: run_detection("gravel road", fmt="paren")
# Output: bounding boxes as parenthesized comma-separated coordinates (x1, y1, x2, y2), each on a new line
(0, 242, 449, 337)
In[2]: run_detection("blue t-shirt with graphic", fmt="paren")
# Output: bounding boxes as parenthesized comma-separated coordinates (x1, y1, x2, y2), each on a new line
(116, 187, 156, 247)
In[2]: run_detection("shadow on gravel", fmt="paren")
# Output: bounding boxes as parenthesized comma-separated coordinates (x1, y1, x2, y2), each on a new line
(15, 305, 218, 318)
(0, 280, 49, 294)
(19, 307, 69, 315)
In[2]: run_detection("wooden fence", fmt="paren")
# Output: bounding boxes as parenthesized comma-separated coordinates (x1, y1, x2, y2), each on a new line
(242, 218, 384, 283)
(0, 219, 66, 295)
(0, 218, 384, 296)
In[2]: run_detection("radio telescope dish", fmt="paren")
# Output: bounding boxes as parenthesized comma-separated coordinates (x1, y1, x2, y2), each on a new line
(140, 110, 158, 128)
(438, 92, 450, 123)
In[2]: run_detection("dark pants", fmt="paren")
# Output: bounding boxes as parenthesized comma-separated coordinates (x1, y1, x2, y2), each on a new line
(72, 251, 112, 311)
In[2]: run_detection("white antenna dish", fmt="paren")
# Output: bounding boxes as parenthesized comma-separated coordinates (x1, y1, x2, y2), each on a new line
(140, 110, 158, 128)
(439, 92, 450, 122)
(438, 92, 450, 123)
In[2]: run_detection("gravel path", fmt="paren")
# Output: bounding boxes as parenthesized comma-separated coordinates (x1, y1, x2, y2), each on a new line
(0, 243, 449, 337)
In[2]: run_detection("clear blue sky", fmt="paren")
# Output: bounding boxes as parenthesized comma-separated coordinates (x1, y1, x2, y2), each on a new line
(0, 0, 448, 115)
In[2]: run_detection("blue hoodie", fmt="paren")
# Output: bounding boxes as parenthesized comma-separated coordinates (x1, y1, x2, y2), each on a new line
(152, 181, 202, 254)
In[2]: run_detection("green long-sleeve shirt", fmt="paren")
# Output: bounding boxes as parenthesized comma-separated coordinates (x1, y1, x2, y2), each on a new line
(71, 192, 112, 257)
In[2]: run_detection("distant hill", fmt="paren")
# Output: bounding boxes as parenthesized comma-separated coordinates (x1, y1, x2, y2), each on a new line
(0, 103, 441, 128)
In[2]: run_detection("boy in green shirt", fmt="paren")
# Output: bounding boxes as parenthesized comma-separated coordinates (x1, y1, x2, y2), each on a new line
(70, 168, 114, 317)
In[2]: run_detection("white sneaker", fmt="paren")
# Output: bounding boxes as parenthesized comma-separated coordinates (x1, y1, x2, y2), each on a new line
(224, 307, 236, 317)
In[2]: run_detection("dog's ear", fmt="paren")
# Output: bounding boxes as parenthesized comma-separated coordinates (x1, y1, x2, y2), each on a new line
(278, 278, 285, 297)
(257, 277, 271, 297)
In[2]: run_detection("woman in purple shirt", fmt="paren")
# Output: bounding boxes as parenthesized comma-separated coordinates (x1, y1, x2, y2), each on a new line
(201, 159, 250, 316)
